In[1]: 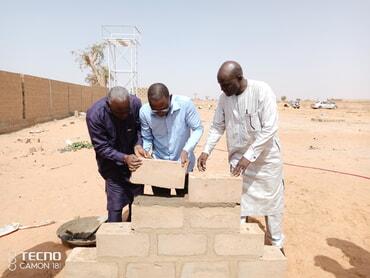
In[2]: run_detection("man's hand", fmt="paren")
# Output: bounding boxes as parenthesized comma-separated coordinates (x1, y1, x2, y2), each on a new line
(180, 150, 190, 171)
(231, 157, 250, 177)
(134, 145, 152, 159)
(197, 152, 209, 172)
(124, 154, 143, 172)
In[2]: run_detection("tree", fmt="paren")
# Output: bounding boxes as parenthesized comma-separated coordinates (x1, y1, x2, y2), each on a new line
(281, 96, 287, 102)
(72, 42, 109, 87)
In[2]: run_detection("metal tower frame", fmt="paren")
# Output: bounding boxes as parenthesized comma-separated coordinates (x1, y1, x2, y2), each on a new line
(102, 25, 141, 95)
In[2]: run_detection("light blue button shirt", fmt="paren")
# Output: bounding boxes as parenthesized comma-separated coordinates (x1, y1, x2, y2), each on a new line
(139, 95, 204, 172)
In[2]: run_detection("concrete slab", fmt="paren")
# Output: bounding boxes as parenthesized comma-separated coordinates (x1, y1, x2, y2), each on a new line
(238, 245, 287, 277)
(96, 223, 150, 258)
(130, 158, 186, 189)
(126, 262, 175, 278)
(181, 262, 230, 278)
(64, 247, 118, 278)
(188, 174, 242, 203)
(214, 223, 265, 257)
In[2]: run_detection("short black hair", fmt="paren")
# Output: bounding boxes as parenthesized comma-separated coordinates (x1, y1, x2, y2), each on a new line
(147, 83, 169, 101)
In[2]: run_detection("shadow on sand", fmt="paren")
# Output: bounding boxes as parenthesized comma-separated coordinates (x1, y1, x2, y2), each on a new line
(247, 216, 272, 245)
(314, 238, 370, 278)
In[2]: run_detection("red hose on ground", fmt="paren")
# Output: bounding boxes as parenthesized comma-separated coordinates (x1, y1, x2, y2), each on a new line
(198, 146, 370, 180)
(283, 163, 370, 180)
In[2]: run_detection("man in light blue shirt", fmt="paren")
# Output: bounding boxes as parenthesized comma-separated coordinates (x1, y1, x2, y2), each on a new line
(139, 83, 204, 196)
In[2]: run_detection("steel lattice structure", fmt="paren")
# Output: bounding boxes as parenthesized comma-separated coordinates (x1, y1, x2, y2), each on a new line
(102, 25, 141, 95)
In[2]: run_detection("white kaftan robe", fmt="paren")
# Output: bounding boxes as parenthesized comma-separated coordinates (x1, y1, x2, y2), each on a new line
(203, 80, 284, 216)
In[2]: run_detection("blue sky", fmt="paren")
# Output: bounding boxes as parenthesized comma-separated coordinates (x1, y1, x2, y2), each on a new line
(1, 0, 369, 100)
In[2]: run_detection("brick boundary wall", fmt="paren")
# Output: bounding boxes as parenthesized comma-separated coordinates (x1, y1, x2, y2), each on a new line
(0, 71, 149, 134)
(0, 70, 109, 134)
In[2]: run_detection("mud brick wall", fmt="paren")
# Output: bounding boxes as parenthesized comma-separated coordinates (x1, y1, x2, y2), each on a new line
(1, 70, 156, 134)
(49, 80, 70, 117)
(81, 87, 92, 111)
(0, 70, 108, 134)
(137, 87, 148, 104)
(0, 71, 23, 122)
(23, 75, 52, 120)
(92, 86, 107, 103)
(68, 84, 83, 114)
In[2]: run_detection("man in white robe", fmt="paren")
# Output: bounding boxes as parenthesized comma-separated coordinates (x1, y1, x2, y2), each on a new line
(197, 61, 285, 253)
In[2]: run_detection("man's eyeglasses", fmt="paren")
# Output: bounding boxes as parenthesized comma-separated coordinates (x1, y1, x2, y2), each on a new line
(151, 95, 172, 114)
(151, 107, 170, 113)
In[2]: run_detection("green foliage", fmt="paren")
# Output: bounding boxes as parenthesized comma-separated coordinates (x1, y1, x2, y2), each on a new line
(71, 42, 109, 87)
(60, 141, 93, 153)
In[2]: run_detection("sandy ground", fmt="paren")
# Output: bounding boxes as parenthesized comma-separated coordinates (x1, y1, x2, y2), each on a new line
(0, 99, 369, 278)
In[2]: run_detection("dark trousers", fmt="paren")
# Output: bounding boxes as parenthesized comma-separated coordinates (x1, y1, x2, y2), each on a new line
(152, 174, 189, 197)
(105, 173, 144, 222)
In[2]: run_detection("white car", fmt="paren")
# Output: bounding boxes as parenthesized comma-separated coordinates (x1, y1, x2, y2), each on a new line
(311, 101, 338, 109)
(289, 100, 300, 109)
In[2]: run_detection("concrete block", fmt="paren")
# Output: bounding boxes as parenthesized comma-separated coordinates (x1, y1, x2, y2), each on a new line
(130, 158, 186, 189)
(126, 262, 176, 278)
(188, 174, 242, 203)
(214, 223, 264, 257)
(132, 196, 184, 229)
(188, 206, 240, 230)
(181, 261, 230, 278)
(64, 247, 118, 278)
(96, 223, 150, 258)
(238, 245, 287, 278)
(157, 233, 208, 256)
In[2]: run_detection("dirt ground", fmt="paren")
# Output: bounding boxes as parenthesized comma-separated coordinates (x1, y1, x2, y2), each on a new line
(0, 99, 369, 278)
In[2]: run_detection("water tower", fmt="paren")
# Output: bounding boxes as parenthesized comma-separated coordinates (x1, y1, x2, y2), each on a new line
(102, 25, 141, 95)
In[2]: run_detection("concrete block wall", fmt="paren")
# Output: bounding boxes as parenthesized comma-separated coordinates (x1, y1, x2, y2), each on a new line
(64, 173, 287, 278)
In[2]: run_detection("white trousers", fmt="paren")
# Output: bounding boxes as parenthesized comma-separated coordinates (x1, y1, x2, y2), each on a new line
(241, 214, 285, 249)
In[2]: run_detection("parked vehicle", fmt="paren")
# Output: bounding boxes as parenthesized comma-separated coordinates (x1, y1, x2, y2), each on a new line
(289, 100, 300, 109)
(311, 101, 338, 109)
